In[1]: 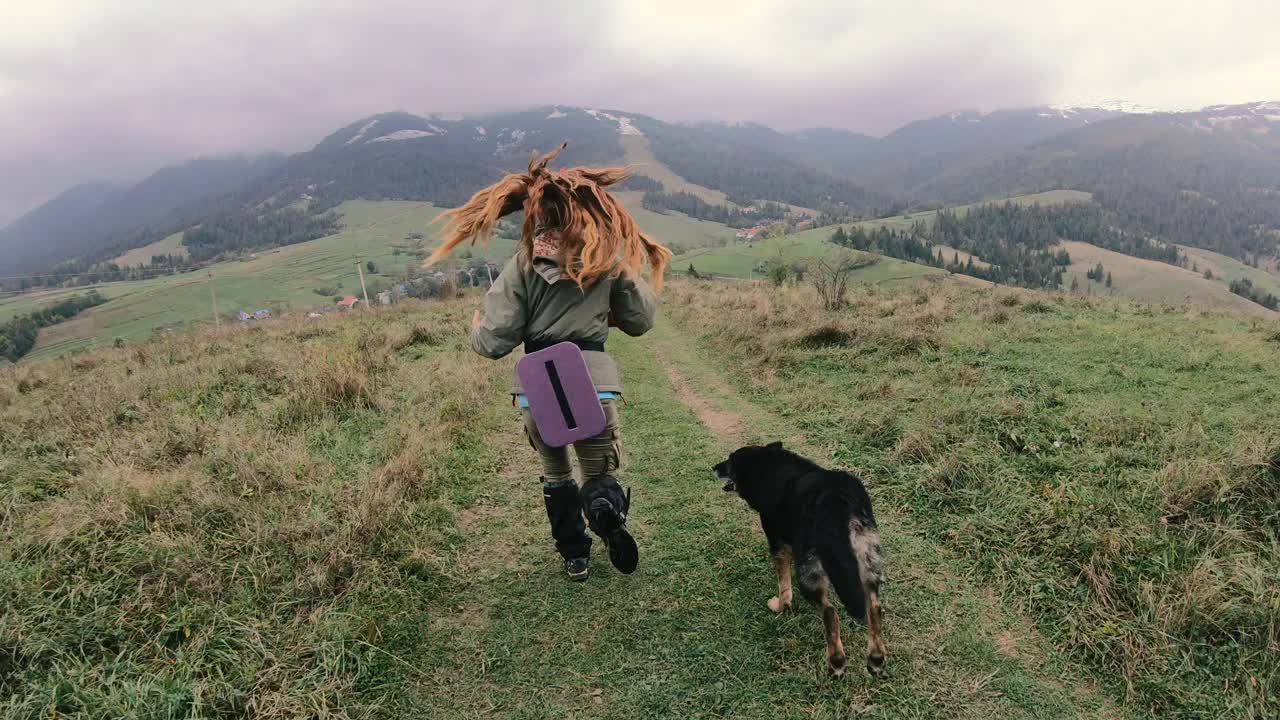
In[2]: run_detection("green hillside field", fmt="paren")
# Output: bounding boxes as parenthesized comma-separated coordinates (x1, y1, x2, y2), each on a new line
(8, 201, 447, 361)
(1182, 245, 1280, 298)
(3, 280, 1276, 717)
(675, 232, 945, 284)
(664, 279, 1280, 718)
(110, 231, 189, 267)
(677, 190, 1093, 282)
(2, 195, 742, 362)
(1060, 240, 1277, 317)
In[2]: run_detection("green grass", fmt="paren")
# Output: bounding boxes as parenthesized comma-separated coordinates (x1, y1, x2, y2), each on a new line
(665, 279, 1280, 718)
(2, 198, 741, 362)
(1182, 246, 1280, 299)
(0, 298, 514, 717)
(675, 190, 1093, 283)
(1, 290, 1140, 719)
(616, 191, 740, 255)
(408, 327, 1129, 719)
(674, 231, 944, 284)
(0, 282, 157, 323)
(1, 200, 448, 360)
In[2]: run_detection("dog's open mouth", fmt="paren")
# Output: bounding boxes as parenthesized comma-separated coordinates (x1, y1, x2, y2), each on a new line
(722, 479, 736, 492)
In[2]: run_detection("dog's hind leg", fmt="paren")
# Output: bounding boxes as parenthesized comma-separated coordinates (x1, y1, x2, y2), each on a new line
(863, 585, 886, 676)
(820, 592, 847, 677)
(798, 554, 847, 677)
(767, 544, 793, 613)
(852, 522, 887, 675)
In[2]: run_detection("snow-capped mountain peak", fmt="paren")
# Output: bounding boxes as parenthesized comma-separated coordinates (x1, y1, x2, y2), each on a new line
(1049, 98, 1194, 114)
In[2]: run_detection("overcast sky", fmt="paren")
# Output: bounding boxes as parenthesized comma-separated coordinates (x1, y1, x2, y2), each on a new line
(2, 0, 1278, 226)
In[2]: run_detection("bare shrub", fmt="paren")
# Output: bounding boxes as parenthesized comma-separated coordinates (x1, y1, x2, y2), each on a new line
(809, 252, 877, 310)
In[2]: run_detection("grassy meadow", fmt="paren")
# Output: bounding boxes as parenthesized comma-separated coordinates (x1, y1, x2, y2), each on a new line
(1182, 246, 1280, 299)
(5, 284, 1138, 719)
(1059, 241, 1275, 317)
(674, 233, 945, 284)
(110, 232, 190, 267)
(665, 279, 1280, 718)
(4, 273, 1279, 717)
(1, 297, 513, 716)
(0, 201, 448, 361)
(676, 190, 1092, 282)
(1, 195, 745, 362)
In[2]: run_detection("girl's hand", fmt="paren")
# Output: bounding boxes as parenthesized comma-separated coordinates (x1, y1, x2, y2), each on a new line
(472, 309, 483, 329)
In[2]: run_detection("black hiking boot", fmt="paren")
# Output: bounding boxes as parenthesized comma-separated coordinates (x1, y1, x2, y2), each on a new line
(542, 478, 592, 577)
(564, 556, 590, 582)
(581, 475, 639, 575)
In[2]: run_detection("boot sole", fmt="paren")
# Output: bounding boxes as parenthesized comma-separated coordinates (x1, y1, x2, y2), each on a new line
(589, 497, 639, 574)
(605, 528, 639, 575)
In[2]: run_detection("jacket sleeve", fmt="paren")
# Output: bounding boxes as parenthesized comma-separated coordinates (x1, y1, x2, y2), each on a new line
(609, 271, 659, 337)
(471, 256, 527, 359)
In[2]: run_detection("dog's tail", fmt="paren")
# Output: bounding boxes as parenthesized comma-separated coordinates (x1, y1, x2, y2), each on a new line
(816, 499, 880, 622)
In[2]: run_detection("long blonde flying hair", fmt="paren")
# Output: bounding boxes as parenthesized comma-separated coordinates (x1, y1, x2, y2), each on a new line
(425, 143, 672, 289)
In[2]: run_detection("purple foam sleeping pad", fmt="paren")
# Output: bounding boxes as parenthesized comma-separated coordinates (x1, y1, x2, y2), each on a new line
(516, 342, 607, 448)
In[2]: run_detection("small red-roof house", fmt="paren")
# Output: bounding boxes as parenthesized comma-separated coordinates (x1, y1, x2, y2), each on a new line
(337, 295, 359, 309)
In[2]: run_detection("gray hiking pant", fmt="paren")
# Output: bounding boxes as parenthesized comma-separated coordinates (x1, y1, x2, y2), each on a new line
(521, 400, 623, 485)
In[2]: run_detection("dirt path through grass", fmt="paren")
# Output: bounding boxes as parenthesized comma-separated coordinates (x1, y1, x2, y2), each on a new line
(408, 324, 1133, 719)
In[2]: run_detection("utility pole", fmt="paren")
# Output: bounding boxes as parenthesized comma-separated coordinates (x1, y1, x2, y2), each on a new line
(356, 260, 371, 308)
(207, 271, 220, 327)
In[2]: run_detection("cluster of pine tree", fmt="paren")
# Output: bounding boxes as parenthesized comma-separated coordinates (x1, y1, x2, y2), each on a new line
(920, 127, 1280, 262)
(1227, 277, 1280, 310)
(829, 202, 1075, 289)
(619, 175, 664, 192)
(182, 208, 340, 263)
(1037, 203, 1182, 264)
(1082, 263, 1113, 289)
(640, 191, 789, 228)
(1, 256, 202, 294)
(826, 201, 1191, 290)
(1092, 184, 1280, 261)
(0, 291, 107, 362)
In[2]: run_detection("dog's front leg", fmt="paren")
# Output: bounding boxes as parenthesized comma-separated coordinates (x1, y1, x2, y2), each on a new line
(767, 544, 793, 613)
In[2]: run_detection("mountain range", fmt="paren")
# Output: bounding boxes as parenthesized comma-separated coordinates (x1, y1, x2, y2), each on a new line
(1, 101, 1278, 276)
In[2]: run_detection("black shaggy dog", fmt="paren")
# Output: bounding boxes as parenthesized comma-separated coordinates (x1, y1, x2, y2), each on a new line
(714, 442, 886, 676)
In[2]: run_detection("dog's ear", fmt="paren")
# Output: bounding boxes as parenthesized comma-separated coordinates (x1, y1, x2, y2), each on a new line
(766, 441, 783, 449)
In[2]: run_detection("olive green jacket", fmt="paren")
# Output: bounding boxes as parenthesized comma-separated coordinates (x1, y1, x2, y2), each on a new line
(470, 252, 659, 394)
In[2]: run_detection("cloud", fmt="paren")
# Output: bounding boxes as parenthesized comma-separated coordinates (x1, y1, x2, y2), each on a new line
(1, 0, 1277, 224)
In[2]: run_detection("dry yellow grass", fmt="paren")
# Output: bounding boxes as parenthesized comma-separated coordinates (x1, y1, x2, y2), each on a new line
(110, 231, 189, 267)
(1060, 240, 1276, 317)
(0, 296, 514, 717)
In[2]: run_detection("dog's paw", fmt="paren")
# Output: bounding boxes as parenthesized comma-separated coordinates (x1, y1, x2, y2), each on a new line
(827, 652, 848, 678)
(866, 652, 885, 677)
(767, 595, 791, 613)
